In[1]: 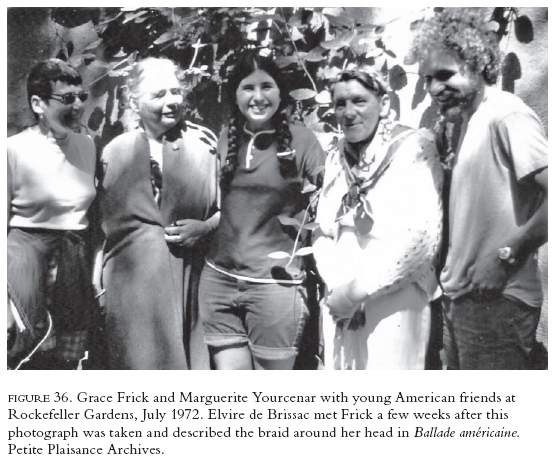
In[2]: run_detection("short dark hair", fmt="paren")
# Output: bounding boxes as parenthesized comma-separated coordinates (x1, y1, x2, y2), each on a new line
(27, 59, 82, 112)
(409, 8, 501, 85)
(330, 67, 388, 100)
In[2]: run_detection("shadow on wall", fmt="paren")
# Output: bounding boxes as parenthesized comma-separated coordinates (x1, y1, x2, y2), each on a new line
(502, 53, 522, 93)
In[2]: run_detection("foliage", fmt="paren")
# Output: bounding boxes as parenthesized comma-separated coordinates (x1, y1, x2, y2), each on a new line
(55, 7, 420, 140)
(42, 6, 539, 274)
(268, 165, 324, 277)
(50, 7, 530, 149)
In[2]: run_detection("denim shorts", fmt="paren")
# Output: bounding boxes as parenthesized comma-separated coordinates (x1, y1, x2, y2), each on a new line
(199, 264, 309, 363)
(442, 293, 541, 370)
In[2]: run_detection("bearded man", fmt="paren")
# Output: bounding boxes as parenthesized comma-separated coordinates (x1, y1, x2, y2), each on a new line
(410, 9, 547, 369)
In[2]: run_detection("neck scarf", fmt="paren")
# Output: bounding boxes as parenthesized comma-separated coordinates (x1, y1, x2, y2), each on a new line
(336, 127, 413, 235)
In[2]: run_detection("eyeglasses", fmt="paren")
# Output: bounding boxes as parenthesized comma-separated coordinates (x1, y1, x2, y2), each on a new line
(48, 91, 89, 105)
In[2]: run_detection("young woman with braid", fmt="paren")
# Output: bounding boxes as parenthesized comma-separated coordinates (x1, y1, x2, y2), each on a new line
(199, 52, 326, 370)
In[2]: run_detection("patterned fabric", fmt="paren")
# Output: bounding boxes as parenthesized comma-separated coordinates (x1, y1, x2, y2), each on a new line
(314, 125, 443, 301)
(7, 228, 94, 369)
(55, 330, 89, 362)
(335, 129, 413, 236)
(313, 126, 444, 369)
(150, 158, 163, 206)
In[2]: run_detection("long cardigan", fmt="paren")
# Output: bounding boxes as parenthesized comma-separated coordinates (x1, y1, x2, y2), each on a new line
(99, 121, 218, 370)
(313, 126, 444, 369)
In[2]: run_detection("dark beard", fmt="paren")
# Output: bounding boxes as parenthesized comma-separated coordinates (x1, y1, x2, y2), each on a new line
(438, 85, 479, 121)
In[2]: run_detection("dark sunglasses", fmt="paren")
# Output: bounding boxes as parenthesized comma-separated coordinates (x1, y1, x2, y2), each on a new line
(48, 91, 89, 105)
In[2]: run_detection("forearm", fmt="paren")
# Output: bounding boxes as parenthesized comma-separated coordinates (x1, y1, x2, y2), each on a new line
(463, 169, 548, 296)
(505, 169, 548, 263)
(204, 211, 220, 232)
(505, 197, 547, 263)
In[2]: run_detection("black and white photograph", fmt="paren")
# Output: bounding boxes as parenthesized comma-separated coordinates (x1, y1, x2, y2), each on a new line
(4, 5, 550, 459)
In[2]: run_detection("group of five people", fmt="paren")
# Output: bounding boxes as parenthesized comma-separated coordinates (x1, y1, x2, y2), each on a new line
(7, 9, 547, 371)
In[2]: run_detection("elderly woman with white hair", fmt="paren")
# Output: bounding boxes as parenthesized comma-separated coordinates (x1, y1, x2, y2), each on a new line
(313, 67, 444, 370)
(98, 57, 219, 369)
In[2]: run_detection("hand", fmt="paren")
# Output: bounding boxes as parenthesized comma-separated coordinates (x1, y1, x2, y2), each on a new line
(346, 308, 366, 331)
(459, 250, 511, 299)
(321, 296, 357, 324)
(322, 280, 368, 323)
(164, 219, 211, 248)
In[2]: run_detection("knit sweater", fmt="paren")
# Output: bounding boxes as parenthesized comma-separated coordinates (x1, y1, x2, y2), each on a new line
(313, 127, 444, 319)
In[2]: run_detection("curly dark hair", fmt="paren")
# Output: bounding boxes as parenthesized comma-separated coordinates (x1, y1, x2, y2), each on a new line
(221, 51, 294, 190)
(409, 8, 501, 85)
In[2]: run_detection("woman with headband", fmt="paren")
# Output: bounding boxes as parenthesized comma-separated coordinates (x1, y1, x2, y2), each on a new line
(313, 67, 444, 370)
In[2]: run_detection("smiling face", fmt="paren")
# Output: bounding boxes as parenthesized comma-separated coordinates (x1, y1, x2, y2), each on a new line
(421, 50, 483, 120)
(333, 79, 389, 145)
(131, 64, 183, 139)
(235, 69, 281, 132)
(32, 80, 86, 137)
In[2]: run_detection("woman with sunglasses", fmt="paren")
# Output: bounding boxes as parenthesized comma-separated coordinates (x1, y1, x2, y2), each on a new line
(7, 59, 96, 370)
(98, 57, 219, 370)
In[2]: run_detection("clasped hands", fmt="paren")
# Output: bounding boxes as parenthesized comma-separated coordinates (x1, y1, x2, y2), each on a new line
(164, 219, 211, 248)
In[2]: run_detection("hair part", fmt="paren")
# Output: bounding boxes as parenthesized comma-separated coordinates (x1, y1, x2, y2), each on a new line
(224, 51, 289, 112)
(220, 51, 294, 190)
(409, 8, 501, 85)
(26, 59, 82, 116)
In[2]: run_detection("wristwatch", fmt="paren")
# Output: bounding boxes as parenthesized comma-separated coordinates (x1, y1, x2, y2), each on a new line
(498, 247, 517, 265)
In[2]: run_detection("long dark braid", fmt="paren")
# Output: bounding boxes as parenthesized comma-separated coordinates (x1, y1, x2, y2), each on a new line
(220, 106, 242, 191)
(275, 109, 296, 178)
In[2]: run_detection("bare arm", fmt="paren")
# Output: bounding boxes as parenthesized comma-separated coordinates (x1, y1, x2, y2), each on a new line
(464, 167, 547, 296)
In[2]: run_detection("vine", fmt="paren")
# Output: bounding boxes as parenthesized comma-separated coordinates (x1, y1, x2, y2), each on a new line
(44, 7, 528, 151)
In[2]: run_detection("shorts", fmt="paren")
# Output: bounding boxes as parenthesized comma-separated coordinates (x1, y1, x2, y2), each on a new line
(199, 264, 309, 362)
(442, 293, 541, 370)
